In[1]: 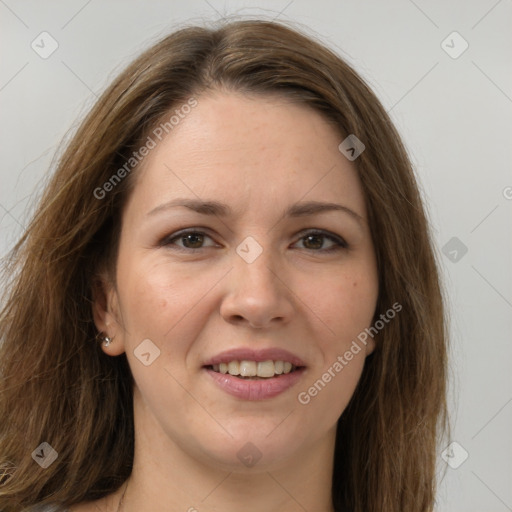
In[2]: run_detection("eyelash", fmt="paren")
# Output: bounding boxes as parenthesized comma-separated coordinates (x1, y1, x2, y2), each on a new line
(159, 228, 348, 253)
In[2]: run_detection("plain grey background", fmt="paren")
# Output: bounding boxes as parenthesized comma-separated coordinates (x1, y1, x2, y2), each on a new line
(1, 1, 511, 510)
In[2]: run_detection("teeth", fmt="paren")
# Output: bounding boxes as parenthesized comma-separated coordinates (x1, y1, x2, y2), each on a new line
(210, 360, 298, 378)
(240, 360, 257, 377)
(228, 361, 239, 376)
(257, 360, 275, 378)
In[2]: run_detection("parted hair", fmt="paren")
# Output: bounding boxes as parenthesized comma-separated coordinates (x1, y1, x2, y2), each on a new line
(0, 19, 448, 512)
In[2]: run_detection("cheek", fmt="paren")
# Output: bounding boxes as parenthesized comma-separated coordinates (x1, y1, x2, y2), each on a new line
(117, 256, 224, 353)
(116, 257, 185, 338)
(345, 275, 378, 326)
(299, 352, 366, 428)
(294, 268, 376, 422)
(298, 263, 378, 342)
(116, 261, 207, 391)
(120, 272, 169, 328)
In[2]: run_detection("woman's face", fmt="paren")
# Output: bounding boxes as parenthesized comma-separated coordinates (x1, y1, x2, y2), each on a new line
(97, 91, 378, 471)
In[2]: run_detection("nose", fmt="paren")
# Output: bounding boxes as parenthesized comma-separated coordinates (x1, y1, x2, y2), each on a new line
(219, 246, 294, 329)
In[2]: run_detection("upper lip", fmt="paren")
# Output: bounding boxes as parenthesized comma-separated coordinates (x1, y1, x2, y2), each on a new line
(203, 348, 306, 367)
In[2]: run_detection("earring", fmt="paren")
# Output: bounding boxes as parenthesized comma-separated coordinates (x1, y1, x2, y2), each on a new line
(103, 336, 112, 347)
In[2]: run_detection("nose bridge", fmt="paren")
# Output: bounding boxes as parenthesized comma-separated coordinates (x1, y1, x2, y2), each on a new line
(233, 236, 282, 294)
(220, 235, 293, 327)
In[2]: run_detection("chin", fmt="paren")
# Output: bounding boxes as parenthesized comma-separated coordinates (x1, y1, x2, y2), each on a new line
(191, 422, 308, 472)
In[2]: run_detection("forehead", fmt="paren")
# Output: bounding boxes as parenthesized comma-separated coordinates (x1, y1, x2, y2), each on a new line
(126, 91, 366, 218)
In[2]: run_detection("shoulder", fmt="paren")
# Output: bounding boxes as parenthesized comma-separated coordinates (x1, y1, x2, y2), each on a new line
(23, 487, 122, 512)
(22, 504, 96, 512)
(22, 505, 70, 512)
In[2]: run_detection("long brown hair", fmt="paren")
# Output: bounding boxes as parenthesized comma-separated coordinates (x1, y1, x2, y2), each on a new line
(0, 19, 448, 512)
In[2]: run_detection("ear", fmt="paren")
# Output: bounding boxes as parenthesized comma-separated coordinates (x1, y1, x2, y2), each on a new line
(91, 272, 126, 356)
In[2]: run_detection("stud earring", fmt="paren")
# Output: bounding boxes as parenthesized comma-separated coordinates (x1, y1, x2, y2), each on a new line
(103, 336, 112, 347)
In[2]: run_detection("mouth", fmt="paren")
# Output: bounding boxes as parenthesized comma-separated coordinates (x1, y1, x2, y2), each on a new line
(205, 360, 302, 380)
(202, 348, 307, 400)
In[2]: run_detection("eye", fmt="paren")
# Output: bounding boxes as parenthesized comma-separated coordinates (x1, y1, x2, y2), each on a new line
(159, 228, 348, 253)
(293, 230, 348, 253)
(160, 229, 218, 251)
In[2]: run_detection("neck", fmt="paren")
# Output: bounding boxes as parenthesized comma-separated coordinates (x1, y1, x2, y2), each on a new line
(119, 390, 336, 512)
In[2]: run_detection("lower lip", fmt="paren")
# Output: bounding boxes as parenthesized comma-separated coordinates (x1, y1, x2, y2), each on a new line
(204, 367, 306, 400)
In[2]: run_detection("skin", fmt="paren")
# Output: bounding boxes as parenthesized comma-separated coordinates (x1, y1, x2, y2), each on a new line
(78, 91, 379, 512)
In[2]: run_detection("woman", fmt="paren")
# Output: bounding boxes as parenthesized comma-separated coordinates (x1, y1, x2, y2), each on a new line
(0, 19, 448, 512)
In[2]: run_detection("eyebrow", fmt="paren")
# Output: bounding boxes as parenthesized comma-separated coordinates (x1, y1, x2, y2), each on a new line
(146, 198, 364, 225)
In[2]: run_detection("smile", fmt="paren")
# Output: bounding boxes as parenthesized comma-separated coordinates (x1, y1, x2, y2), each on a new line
(203, 363, 306, 400)
(208, 359, 297, 379)
(202, 347, 306, 400)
